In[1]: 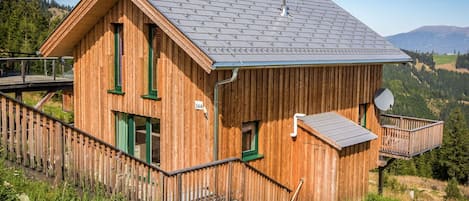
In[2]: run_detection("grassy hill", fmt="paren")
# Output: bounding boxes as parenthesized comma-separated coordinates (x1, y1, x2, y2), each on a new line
(434, 55, 457, 65)
(368, 172, 469, 201)
(433, 54, 469, 73)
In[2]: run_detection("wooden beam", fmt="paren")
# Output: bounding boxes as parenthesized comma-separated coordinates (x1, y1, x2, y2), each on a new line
(34, 91, 56, 110)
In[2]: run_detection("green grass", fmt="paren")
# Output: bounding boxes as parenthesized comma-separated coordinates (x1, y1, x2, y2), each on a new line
(0, 152, 123, 200)
(434, 55, 457, 65)
(365, 193, 400, 201)
(8, 91, 74, 123)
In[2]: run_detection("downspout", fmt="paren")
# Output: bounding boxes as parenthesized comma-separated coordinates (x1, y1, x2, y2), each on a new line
(213, 68, 239, 161)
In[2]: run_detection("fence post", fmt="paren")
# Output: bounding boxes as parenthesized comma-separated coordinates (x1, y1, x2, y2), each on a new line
(160, 172, 165, 201)
(21, 60, 25, 83)
(176, 173, 182, 201)
(60, 58, 65, 78)
(44, 60, 47, 76)
(227, 162, 233, 200)
(52, 60, 56, 80)
(241, 163, 246, 200)
(54, 121, 64, 184)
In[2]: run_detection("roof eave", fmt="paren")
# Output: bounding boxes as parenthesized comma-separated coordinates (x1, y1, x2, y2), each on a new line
(40, 0, 119, 57)
(212, 57, 413, 69)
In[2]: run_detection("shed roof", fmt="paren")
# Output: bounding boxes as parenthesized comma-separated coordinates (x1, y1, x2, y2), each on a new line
(300, 112, 377, 149)
(149, 0, 411, 68)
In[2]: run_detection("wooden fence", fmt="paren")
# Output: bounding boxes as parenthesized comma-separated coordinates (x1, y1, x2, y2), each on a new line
(0, 93, 291, 200)
(380, 114, 444, 158)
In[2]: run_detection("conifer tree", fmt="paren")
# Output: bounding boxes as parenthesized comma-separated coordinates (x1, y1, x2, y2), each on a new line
(438, 108, 469, 184)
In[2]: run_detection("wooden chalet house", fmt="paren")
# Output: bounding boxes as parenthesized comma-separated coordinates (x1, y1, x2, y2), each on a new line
(1, 0, 441, 200)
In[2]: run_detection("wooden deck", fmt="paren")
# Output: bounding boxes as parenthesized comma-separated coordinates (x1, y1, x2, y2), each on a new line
(0, 92, 291, 201)
(0, 57, 74, 92)
(380, 114, 444, 158)
(0, 75, 73, 92)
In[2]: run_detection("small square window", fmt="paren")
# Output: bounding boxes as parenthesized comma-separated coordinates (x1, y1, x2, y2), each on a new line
(241, 121, 263, 161)
(242, 123, 256, 152)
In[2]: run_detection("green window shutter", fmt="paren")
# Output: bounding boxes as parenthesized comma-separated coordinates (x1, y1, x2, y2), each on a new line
(142, 24, 160, 100)
(145, 118, 152, 163)
(116, 113, 129, 152)
(128, 115, 135, 156)
(109, 24, 124, 95)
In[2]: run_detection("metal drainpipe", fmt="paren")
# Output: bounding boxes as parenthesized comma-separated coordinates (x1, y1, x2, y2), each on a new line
(213, 68, 239, 161)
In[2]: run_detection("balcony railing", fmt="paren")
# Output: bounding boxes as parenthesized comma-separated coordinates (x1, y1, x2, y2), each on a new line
(0, 92, 291, 200)
(380, 114, 444, 158)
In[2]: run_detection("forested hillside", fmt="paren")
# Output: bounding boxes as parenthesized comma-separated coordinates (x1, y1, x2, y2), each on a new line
(383, 51, 469, 186)
(456, 53, 469, 69)
(402, 49, 435, 69)
(0, 0, 70, 55)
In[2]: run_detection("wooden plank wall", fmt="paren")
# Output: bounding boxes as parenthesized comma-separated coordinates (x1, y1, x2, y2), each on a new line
(338, 142, 371, 201)
(292, 126, 340, 201)
(73, 0, 213, 171)
(72, 0, 384, 197)
(73, 0, 160, 144)
(217, 65, 383, 189)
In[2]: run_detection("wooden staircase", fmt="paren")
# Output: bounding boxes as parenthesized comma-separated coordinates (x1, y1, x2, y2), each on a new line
(0, 92, 291, 200)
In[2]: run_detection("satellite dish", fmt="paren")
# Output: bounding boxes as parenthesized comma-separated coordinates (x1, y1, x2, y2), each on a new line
(374, 88, 394, 111)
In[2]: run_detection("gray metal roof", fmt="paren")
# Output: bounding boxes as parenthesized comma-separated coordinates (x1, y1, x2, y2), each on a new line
(149, 0, 411, 68)
(300, 112, 377, 149)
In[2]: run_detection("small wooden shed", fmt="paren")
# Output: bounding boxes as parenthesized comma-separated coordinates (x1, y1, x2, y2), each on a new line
(292, 112, 378, 201)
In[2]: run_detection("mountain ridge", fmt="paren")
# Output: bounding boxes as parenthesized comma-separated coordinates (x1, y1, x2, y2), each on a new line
(387, 25, 469, 54)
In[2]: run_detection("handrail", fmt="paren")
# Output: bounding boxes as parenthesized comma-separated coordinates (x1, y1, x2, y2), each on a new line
(0, 92, 293, 196)
(0, 56, 74, 61)
(167, 157, 239, 175)
(0, 92, 169, 176)
(410, 121, 444, 132)
(381, 113, 441, 123)
(244, 162, 292, 192)
(167, 156, 292, 192)
(381, 125, 412, 132)
(290, 178, 305, 201)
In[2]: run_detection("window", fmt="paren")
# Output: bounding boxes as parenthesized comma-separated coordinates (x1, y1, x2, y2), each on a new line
(358, 103, 368, 128)
(115, 112, 161, 166)
(142, 24, 162, 100)
(108, 23, 124, 94)
(241, 121, 263, 161)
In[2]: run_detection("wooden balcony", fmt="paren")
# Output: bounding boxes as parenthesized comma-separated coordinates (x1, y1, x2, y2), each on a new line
(380, 114, 444, 158)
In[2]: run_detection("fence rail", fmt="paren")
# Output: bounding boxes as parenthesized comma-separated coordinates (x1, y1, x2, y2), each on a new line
(0, 92, 291, 200)
(380, 114, 444, 158)
(0, 57, 73, 91)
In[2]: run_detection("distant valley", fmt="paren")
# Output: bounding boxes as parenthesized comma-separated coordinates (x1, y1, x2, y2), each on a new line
(387, 25, 469, 54)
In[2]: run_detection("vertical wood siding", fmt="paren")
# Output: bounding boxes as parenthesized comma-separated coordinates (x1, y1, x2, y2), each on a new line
(73, 0, 384, 199)
(292, 126, 340, 201)
(338, 142, 371, 201)
(217, 66, 383, 189)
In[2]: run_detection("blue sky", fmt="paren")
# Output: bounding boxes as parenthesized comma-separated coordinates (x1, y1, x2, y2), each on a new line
(333, 0, 469, 36)
(56, 0, 469, 36)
